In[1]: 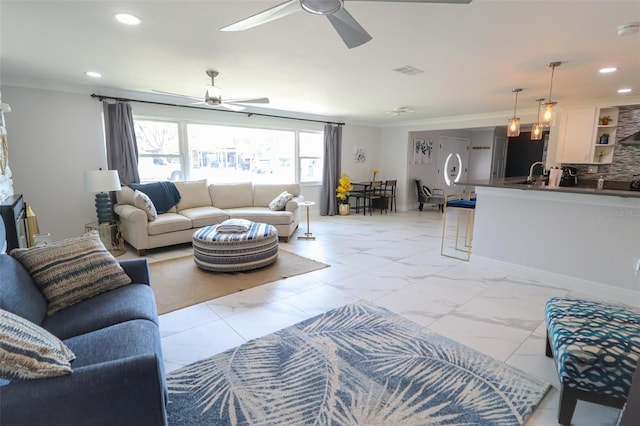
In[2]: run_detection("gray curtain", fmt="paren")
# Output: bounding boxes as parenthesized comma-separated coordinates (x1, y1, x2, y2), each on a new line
(103, 101, 140, 184)
(320, 124, 342, 216)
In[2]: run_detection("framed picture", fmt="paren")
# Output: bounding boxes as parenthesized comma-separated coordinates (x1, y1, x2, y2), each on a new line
(412, 138, 433, 164)
(354, 147, 366, 163)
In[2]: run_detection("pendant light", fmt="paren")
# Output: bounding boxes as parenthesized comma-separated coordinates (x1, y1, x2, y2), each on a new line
(507, 88, 523, 137)
(541, 61, 562, 127)
(531, 97, 545, 140)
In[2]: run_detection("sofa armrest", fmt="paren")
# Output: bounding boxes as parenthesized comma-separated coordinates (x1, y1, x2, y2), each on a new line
(286, 195, 304, 212)
(119, 258, 151, 286)
(114, 204, 150, 252)
(0, 354, 167, 426)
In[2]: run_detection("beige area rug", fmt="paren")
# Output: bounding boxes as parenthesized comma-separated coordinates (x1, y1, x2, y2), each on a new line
(149, 250, 330, 315)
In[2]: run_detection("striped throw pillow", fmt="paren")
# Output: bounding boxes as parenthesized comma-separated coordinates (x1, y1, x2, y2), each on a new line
(11, 231, 132, 316)
(0, 308, 75, 380)
(269, 191, 294, 211)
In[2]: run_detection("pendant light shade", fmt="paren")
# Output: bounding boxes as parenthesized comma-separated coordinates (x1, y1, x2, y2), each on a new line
(507, 88, 523, 137)
(531, 97, 545, 140)
(541, 62, 561, 127)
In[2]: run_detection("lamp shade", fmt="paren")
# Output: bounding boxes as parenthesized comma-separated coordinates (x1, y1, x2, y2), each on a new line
(84, 170, 121, 193)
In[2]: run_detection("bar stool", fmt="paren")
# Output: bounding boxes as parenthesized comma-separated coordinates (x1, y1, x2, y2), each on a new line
(440, 192, 476, 261)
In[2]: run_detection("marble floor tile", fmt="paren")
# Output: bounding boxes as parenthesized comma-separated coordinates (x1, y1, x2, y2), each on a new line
(154, 210, 626, 424)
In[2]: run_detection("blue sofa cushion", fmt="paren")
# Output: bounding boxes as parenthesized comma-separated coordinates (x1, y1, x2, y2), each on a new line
(43, 284, 159, 340)
(0, 309, 75, 380)
(11, 232, 132, 316)
(0, 255, 47, 325)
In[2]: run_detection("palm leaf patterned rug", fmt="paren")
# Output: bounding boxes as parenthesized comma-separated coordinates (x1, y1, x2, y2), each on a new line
(166, 303, 549, 425)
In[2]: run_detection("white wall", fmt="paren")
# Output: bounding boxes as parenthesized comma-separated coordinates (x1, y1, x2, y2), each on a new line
(1, 85, 381, 238)
(469, 129, 495, 181)
(2, 86, 106, 240)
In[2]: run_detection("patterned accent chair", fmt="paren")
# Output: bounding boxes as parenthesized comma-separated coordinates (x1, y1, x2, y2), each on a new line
(545, 297, 640, 425)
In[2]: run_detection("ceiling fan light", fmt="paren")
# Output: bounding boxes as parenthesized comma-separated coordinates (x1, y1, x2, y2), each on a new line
(205, 86, 223, 105)
(300, 0, 343, 15)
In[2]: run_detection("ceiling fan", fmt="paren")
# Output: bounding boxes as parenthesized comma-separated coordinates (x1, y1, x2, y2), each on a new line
(220, 0, 472, 49)
(154, 70, 269, 111)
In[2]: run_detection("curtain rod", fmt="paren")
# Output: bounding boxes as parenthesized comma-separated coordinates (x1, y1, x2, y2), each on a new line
(90, 94, 344, 126)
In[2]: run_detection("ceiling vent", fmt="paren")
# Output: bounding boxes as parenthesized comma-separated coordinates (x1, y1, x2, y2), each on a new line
(392, 65, 424, 76)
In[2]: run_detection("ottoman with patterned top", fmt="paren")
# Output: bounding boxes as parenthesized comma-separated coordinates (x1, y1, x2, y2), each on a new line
(192, 220, 278, 272)
(545, 296, 640, 425)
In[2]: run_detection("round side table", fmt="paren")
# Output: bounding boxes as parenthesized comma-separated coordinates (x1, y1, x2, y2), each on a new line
(297, 201, 316, 240)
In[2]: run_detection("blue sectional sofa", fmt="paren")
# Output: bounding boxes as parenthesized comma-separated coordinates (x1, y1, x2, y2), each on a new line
(0, 253, 167, 426)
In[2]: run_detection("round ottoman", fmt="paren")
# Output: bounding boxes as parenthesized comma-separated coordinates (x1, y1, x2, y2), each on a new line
(192, 222, 279, 272)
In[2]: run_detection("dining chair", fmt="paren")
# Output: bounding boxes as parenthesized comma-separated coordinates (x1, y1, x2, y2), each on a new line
(383, 180, 397, 212)
(368, 180, 388, 215)
(349, 182, 370, 215)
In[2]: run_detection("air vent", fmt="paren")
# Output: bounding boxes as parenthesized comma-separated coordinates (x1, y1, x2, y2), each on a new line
(392, 66, 424, 76)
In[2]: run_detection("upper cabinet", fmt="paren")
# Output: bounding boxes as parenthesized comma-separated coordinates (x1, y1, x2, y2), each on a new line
(556, 107, 618, 164)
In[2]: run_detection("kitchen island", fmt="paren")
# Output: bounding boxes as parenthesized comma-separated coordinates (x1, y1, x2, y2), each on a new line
(458, 177, 640, 300)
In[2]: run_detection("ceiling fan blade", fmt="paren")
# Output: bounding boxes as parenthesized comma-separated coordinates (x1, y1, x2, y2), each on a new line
(348, 0, 472, 3)
(220, 0, 301, 31)
(224, 97, 270, 105)
(217, 103, 245, 112)
(326, 8, 372, 49)
(152, 90, 201, 102)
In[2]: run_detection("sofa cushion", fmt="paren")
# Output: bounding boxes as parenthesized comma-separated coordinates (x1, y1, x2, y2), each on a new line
(11, 232, 132, 316)
(178, 206, 229, 228)
(269, 191, 294, 211)
(174, 179, 212, 211)
(43, 284, 159, 340)
(63, 319, 162, 370)
(133, 190, 158, 221)
(147, 213, 192, 236)
(227, 207, 294, 226)
(254, 183, 301, 207)
(0, 255, 47, 326)
(0, 308, 75, 380)
(209, 182, 253, 209)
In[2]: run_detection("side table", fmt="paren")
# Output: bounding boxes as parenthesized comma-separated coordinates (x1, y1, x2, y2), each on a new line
(84, 221, 125, 256)
(297, 201, 316, 240)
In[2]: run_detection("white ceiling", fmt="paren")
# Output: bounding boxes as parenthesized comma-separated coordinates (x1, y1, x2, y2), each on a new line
(1, 0, 639, 125)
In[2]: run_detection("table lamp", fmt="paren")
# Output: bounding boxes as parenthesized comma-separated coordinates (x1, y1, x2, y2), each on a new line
(84, 169, 121, 224)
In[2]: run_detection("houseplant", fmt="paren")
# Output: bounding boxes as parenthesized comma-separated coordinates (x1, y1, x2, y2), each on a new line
(336, 173, 353, 215)
(599, 116, 612, 125)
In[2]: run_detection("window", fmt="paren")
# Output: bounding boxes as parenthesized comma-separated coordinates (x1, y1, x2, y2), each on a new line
(133, 118, 323, 184)
(299, 132, 323, 183)
(134, 120, 183, 182)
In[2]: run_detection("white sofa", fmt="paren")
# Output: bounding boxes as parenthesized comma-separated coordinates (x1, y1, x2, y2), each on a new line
(114, 180, 303, 254)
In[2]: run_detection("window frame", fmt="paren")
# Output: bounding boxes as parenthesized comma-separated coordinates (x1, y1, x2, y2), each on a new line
(132, 115, 324, 185)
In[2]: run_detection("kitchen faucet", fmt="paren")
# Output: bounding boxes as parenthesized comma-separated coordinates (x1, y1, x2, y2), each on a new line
(528, 161, 545, 183)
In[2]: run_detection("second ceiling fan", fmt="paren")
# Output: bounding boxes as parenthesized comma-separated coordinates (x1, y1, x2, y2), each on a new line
(221, 0, 472, 49)
(154, 70, 269, 112)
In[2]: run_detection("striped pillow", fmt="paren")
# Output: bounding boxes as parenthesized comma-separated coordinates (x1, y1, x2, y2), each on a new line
(11, 231, 132, 316)
(0, 308, 75, 380)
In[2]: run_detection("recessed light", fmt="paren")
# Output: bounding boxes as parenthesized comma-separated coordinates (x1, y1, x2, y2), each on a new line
(115, 13, 141, 25)
(599, 67, 617, 73)
(618, 88, 632, 93)
(85, 71, 102, 78)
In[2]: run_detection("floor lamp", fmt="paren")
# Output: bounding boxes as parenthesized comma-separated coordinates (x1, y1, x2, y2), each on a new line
(84, 169, 121, 224)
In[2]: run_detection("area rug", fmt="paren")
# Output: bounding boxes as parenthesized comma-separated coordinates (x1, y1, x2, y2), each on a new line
(166, 303, 550, 425)
(150, 251, 329, 315)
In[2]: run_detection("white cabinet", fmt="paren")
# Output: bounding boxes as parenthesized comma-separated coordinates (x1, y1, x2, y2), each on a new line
(556, 107, 617, 164)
